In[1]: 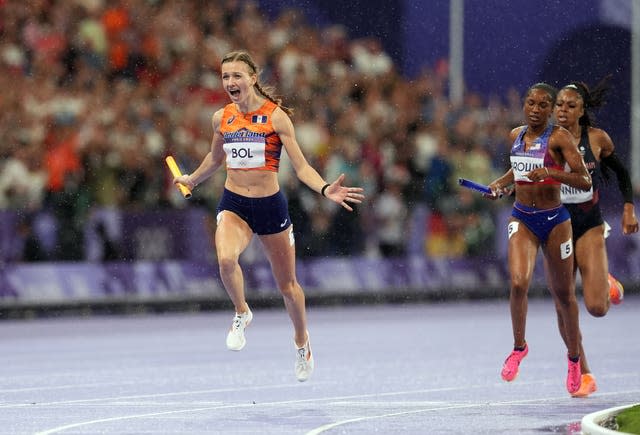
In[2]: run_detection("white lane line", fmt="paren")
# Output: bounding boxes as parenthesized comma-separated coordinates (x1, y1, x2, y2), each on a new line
(329, 401, 449, 407)
(306, 403, 482, 435)
(34, 405, 235, 435)
(0, 382, 138, 394)
(31, 385, 640, 434)
(31, 387, 468, 434)
(34, 393, 374, 435)
(1, 382, 311, 409)
(8, 382, 480, 410)
(305, 388, 640, 434)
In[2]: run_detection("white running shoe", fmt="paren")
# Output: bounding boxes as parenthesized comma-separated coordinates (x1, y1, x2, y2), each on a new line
(295, 333, 314, 382)
(226, 309, 252, 351)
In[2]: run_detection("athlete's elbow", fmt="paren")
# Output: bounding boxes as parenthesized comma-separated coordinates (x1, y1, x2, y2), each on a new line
(580, 175, 592, 191)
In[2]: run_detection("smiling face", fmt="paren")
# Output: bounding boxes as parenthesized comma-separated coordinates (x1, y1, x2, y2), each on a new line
(221, 60, 257, 105)
(554, 88, 584, 129)
(523, 88, 554, 128)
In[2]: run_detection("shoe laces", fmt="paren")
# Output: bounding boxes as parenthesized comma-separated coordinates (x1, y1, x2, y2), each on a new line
(231, 314, 244, 331)
(296, 345, 309, 366)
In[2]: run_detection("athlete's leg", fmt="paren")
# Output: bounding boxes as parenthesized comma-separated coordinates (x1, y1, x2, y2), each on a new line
(544, 220, 583, 393)
(575, 224, 610, 317)
(544, 255, 590, 374)
(501, 219, 538, 381)
(215, 211, 254, 313)
(543, 220, 580, 358)
(507, 219, 539, 348)
(553, 298, 597, 397)
(260, 226, 308, 347)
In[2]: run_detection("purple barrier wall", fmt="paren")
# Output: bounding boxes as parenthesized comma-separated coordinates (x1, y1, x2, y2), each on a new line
(0, 257, 507, 304)
(1, 250, 638, 306)
(0, 261, 225, 303)
(119, 209, 212, 261)
(1, 208, 213, 263)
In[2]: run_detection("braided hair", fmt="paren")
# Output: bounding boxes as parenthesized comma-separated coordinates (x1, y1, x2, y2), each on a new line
(561, 75, 623, 184)
(221, 50, 293, 116)
(560, 74, 612, 127)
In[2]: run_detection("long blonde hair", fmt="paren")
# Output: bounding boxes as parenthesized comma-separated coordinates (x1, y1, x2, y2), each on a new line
(221, 50, 293, 116)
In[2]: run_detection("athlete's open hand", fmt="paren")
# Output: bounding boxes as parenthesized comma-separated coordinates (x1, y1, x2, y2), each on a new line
(323, 173, 365, 211)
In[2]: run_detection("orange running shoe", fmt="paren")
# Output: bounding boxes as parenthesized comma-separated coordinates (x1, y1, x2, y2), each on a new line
(608, 273, 624, 305)
(571, 373, 597, 398)
(501, 344, 528, 382)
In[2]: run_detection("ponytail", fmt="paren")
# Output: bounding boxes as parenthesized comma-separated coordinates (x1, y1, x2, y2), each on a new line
(561, 74, 612, 127)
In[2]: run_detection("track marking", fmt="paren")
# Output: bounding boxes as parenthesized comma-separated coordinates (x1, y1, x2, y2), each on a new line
(0, 381, 138, 394)
(33, 386, 640, 434)
(1, 381, 314, 409)
(306, 403, 483, 435)
(305, 389, 640, 434)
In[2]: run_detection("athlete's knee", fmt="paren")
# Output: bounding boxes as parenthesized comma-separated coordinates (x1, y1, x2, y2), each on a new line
(585, 300, 608, 317)
(509, 277, 529, 298)
(217, 255, 240, 277)
(278, 280, 302, 300)
(582, 283, 610, 317)
(553, 287, 577, 307)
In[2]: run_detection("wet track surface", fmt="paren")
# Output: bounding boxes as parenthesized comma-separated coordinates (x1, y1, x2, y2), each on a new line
(1, 297, 638, 434)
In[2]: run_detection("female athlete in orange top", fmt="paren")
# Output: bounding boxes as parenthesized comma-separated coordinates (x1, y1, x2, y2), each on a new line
(173, 50, 364, 382)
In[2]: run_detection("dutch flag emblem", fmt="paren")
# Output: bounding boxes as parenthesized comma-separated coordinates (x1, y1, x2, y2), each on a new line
(251, 115, 268, 124)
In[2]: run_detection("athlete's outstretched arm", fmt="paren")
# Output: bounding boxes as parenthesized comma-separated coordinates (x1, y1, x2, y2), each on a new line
(272, 107, 364, 211)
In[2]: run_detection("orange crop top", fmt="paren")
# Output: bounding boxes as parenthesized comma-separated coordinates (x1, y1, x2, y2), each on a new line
(218, 100, 283, 172)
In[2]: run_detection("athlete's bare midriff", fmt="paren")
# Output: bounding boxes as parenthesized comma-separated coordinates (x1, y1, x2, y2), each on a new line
(225, 169, 280, 197)
(515, 183, 561, 209)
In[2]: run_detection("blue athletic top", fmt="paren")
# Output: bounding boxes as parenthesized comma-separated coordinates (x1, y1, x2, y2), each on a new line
(510, 125, 563, 185)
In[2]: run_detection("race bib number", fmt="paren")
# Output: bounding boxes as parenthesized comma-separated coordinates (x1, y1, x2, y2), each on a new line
(560, 239, 573, 260)
(224, 138, 266, 169)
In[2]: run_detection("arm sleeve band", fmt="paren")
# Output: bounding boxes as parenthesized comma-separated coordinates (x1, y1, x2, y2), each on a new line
(601, 152, 634, 203)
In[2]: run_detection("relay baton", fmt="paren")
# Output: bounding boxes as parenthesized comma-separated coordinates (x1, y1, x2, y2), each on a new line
(165, 156, 192, 199)
(458, 178, 502, 198)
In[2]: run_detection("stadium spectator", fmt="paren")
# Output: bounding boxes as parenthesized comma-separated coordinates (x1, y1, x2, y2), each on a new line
(0, 0, 518, 262)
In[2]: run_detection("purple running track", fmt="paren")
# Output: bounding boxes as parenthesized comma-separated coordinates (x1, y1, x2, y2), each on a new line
(1, 297, 638, 434)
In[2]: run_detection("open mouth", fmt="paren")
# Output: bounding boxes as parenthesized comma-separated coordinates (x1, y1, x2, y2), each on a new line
(228, 89, 240, 98)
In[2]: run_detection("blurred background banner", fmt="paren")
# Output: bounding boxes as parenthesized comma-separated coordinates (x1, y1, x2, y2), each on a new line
(0, 254, 512, 305)
(0, 0, 637, 311)
(1, 208, 639, 307)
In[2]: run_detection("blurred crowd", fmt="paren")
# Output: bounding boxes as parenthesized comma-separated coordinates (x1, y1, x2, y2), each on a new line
(0, 0, 524, 263)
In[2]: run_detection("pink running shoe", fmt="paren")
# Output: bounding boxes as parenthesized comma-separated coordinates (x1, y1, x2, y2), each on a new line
(566, 356, 582, 394)
(501, 344, 528, 381)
